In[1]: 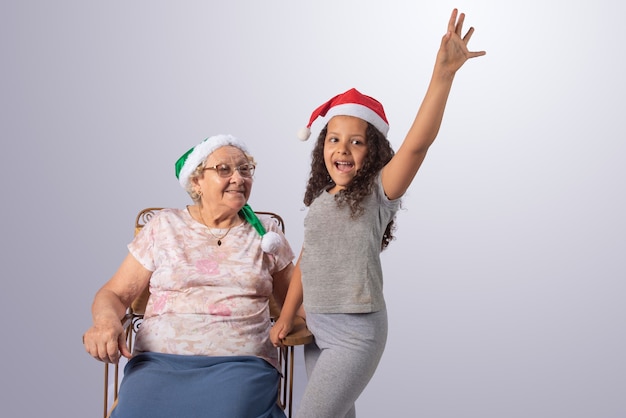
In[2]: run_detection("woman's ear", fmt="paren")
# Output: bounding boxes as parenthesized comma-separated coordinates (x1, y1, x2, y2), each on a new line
(191, 175, 202, 194)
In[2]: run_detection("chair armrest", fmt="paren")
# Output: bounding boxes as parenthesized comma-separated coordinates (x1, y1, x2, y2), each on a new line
(121, 313, 134, 329)
(281, 316, 313, 346)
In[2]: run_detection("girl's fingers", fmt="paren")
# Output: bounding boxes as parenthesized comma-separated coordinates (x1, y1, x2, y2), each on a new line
(447, 8, 458, 33)
(455, 12, 466, 36)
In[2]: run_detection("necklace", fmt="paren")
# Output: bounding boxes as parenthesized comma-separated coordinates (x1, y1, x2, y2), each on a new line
(198, 208, 233, 246)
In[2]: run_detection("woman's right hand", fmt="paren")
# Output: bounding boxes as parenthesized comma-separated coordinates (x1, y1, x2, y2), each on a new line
(84, 253, 152, 363)
(83, 317, 131, 364)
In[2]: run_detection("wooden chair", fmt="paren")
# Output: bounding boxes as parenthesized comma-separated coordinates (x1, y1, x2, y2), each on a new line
(103, 207, 312, 418)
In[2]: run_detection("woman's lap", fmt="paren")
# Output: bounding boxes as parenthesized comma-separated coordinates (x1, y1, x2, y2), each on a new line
(111, 352, 285, 418)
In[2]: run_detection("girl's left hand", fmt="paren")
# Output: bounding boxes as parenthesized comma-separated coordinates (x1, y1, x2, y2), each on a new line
(437, 8, 486, 75)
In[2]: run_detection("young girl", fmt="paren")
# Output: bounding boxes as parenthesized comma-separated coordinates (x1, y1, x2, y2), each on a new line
(270, 9, 486, 418)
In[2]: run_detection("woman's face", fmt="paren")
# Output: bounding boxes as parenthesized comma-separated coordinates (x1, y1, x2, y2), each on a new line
(323, 115, 369, 193)
(195, 146, 253, 213)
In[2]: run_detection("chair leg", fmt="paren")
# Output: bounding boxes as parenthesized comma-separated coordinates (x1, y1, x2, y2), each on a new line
(277, 346, 288, 414)
(104, 360, 122, 418)
(106, 398, 119, 418)
(113, 363, 119, 399)
(287, 345, 295, 418)
(103, 364, 109, 418)
(277, 345, 295, 417)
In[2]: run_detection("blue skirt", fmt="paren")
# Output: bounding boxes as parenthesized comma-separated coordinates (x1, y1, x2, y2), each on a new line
(111, 353, 285, 418)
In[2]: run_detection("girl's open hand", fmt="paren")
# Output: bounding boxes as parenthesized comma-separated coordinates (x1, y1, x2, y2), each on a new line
(437, 8, 486, 76)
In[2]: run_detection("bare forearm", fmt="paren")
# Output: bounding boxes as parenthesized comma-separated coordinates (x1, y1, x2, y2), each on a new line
(382, 68, 456, 199)
(280, 266, 303, 321)
(272, 263, 293, 307)
(402, 68, 455, 155)
(379, 9, 486, 201)
(91, 288, 129, 325)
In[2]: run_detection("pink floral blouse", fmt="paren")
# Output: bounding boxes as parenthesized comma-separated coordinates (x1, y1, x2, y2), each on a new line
(128, 208, 294, 369)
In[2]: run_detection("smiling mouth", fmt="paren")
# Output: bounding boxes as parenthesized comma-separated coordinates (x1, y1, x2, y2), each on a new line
(335, 161, 354, 173)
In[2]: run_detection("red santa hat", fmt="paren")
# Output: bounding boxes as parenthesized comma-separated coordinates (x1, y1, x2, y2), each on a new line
(297, 88, 389, 141)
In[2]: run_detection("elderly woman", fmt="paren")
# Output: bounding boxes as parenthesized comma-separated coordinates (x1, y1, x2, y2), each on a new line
(83, 134, 294, 418)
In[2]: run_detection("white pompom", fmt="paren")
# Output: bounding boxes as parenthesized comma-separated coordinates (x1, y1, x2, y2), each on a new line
(261, 231, 282, 254)
(297, 127, 311, 141)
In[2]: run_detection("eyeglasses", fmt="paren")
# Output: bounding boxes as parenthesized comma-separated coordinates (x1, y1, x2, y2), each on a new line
(203, 163, 256, 178)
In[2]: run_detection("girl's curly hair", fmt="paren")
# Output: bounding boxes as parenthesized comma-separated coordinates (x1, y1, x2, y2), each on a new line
(303, 123, 398, 250)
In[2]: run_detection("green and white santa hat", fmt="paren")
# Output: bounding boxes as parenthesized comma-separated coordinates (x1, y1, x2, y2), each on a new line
(175, 134, 249, 190)
(174, 134, 282, 254)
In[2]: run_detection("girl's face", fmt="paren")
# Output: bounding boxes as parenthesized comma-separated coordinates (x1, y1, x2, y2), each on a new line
(323, 115, 369, 194)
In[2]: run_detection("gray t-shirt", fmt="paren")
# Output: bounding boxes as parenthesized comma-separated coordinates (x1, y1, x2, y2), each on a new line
(300, 175, 400, 313)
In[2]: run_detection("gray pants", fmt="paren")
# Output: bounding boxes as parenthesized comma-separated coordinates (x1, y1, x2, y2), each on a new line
(297, 309, 388, 418)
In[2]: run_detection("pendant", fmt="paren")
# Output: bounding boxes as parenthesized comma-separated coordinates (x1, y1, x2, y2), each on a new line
(217, 239, 222, 246)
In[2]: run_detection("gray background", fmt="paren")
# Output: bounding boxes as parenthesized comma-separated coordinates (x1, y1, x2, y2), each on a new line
(2, 1, 625, 417)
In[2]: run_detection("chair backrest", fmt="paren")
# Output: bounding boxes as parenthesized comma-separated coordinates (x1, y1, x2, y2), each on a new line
(130, 207, 286, 316)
